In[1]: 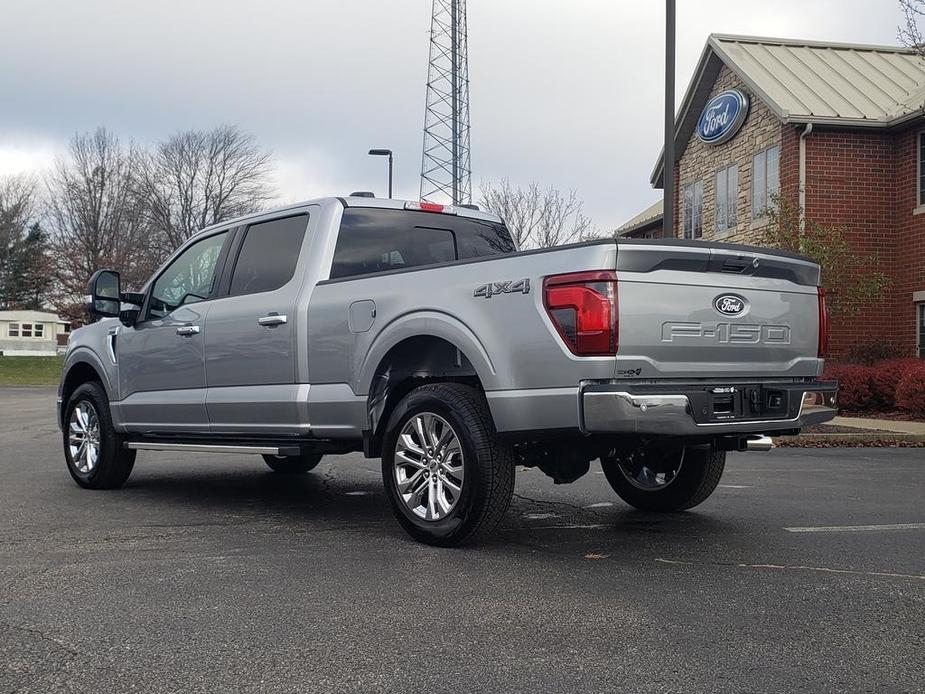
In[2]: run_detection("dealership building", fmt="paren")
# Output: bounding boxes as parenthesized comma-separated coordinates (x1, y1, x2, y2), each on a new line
(619, 34, 925, 358)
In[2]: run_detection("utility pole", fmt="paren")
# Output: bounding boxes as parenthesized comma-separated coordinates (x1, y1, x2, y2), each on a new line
(663, 0, 676, 238)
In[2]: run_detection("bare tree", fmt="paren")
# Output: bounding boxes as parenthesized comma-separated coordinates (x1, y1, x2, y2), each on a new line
(479, 179, 595, 249)
(899, 0, 925, 56)
(138, 125, 273, 248)
(44, 129, 156, 322)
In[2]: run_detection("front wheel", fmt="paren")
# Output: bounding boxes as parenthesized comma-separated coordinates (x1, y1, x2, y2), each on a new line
(381, 383, 515, 547)
(600, 444, 725, 512)
(63, 381, 136, 489)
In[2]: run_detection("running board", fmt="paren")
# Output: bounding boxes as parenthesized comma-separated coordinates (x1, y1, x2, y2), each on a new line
(124, 442, 301, 456)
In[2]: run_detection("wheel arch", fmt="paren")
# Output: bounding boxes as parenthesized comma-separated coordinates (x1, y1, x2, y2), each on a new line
(60, 351, 112, 429)
(362, 329, 492, 457)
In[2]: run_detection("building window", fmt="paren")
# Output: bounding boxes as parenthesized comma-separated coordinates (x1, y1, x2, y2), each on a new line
(682, 180, 704, 239)
(752, 145, 780, 219)
(7, 322, 43, 338)
(715, 164, 739, 233)
(918, 303, 925, 358)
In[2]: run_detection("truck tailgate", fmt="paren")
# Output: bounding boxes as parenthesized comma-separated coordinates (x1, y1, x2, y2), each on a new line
(614, 242, 822, 379)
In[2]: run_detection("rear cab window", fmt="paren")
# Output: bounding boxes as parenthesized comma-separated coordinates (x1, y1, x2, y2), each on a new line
(330, 208, 515, 280)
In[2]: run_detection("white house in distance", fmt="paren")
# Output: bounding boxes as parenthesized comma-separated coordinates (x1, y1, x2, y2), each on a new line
(0, 310, 71, 357)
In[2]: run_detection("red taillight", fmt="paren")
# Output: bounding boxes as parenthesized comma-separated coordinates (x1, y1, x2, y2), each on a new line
(817, 286, 829, 358)
(543, 271, 618, 356)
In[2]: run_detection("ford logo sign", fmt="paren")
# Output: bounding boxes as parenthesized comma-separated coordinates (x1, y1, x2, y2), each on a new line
(697, 89, 749, 145)
(714, 294, 747, 316)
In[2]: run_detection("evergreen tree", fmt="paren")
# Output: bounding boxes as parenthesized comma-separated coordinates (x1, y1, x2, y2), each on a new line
(4, 223, 52, 310)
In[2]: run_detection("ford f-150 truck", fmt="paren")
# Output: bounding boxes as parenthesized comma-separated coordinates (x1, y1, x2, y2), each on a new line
(59, 195, 837, 545)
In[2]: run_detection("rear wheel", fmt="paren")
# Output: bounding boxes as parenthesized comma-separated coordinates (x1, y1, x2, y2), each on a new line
(63, 381, 136, 489)
(600, 444, 725, 512)
(381, 383, 515, 547)
(262, 452, 323, 473)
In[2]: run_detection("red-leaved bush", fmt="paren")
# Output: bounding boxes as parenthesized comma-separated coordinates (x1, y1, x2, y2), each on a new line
(869, 358, 924, 409)
(896, 367, 925, 415)
(822, 364, 874, 412)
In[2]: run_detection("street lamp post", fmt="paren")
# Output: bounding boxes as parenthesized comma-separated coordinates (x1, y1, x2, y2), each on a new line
(663, 0, 676, 238)
(368, 149, 393, 198)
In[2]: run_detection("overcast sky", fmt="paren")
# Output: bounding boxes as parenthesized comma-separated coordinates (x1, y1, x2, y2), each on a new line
(0, 0, 905, 231)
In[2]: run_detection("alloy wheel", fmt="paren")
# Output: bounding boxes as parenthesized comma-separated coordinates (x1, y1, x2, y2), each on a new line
(393, 412, 465, 521)
(617, 447, 685, 491)
(68, 400, 101, 474)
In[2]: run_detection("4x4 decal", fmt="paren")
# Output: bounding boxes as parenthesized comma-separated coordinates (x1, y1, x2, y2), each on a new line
(473, 278, 530, 299)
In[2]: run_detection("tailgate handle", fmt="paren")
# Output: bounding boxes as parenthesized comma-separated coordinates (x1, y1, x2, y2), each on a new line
(720, 257, 757, 274)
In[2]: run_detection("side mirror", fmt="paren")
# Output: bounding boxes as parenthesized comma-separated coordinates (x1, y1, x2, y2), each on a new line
(87, 270, 122, 319)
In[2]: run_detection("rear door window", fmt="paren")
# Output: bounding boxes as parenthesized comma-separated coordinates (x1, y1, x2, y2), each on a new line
(330, 208, 514, 279)
(230, 215, 308, 295)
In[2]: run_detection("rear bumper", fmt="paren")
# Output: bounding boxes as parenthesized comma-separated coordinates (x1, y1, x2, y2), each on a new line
(581, 381, 837, 436)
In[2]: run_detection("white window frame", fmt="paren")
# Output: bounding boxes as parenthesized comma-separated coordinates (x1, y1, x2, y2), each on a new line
(8, 322, 19, 338)
(20, 323, 33, 338)
(34, 323, 44, 338)
(682, 180, 704, 240)
(918, 302, 925, 359)
(917, 131, 925, 213)
(752, 145, 780, 219)
(715, 164, 739, 233)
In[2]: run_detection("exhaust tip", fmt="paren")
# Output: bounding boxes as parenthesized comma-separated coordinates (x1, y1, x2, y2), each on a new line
(745, 435, 774, 452)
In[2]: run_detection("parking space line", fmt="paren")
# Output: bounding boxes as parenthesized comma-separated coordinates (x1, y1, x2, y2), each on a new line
(655, 558, 925, 581)
(784, 523, 925, 533)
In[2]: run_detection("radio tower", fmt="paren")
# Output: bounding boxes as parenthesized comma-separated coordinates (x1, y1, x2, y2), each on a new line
(420, 0, 471, 205)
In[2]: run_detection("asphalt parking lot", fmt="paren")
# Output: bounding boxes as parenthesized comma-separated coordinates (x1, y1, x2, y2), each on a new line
(1, 387, 922, 693)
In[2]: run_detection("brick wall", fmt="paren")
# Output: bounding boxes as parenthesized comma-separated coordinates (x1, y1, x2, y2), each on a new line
(672, 63, 925, 357)
(675, 65, 783, 244)
(889, 127, 925, 355)
(801, 128, 902, 356)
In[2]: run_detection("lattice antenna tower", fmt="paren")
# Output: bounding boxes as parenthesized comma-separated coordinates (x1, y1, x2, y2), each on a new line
(420, 0, 471, 205)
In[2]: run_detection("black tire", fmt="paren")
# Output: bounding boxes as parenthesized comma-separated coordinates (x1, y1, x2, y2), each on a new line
(262, 452, 323, 473)
(63, 381, 136, 489)
(600, 444, 725, 512)
(381, 383, 515, 547)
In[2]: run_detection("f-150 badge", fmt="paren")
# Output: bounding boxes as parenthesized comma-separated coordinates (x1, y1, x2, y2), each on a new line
(474, 278, 530, 299)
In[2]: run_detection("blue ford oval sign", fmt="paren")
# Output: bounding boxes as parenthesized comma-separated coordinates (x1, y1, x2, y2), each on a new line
(697, 89, 749, 145)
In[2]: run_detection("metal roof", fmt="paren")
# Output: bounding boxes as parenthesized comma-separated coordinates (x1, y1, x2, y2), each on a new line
(711, 34, 925, 125)
(616, 199, 663, 236)
(651, 34, 925, 187)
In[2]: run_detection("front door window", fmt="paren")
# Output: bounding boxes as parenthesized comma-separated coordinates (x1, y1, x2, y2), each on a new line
(146, 232, 228, 320)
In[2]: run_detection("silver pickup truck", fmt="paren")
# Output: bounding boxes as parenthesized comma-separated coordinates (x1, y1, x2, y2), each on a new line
(59, 195, 836, 545)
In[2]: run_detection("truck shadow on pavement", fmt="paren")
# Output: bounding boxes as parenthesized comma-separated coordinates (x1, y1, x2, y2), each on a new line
(113, 456, 741, 550)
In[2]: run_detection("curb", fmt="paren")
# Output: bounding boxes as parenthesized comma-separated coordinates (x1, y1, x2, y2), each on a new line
(774, 433, 925, 447)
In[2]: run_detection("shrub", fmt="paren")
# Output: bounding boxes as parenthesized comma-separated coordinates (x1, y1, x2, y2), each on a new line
(870, 358, 924, 409)
(823, 364, 874, 412)
(845, 341, 907, 365)
(896, 367, 925, 415)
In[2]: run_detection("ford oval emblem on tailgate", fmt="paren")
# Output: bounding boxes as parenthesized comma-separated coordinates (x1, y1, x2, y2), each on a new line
(713, 294, 747, 316)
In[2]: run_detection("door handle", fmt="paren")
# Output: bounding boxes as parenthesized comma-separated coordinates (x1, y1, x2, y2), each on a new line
(176, 325, 200, 336)
(258, 314, 288, 327)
